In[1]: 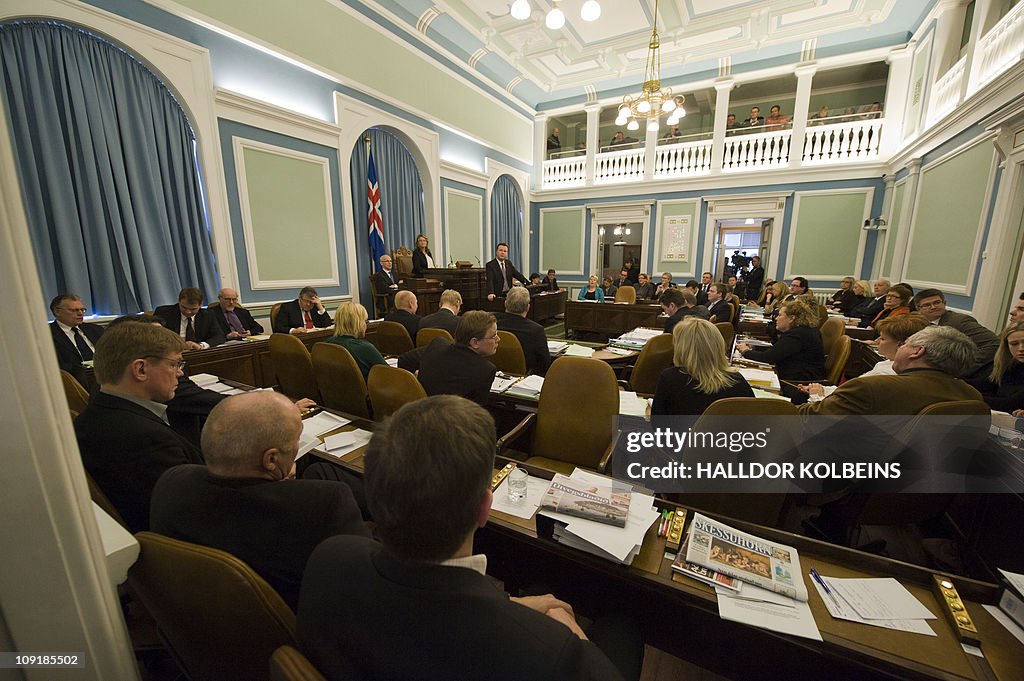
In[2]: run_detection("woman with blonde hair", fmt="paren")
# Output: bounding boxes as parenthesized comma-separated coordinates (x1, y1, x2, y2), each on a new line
(737, 297, 825, 403)
(578, 275, 605, 301)
(828, 276, 858, 314)
(326, 302, 386, 380)
(411, 234, 434, 276)
(763, 281, 789, 315)
(652, 317, 754, 415)
(971, 322, 1024, 413)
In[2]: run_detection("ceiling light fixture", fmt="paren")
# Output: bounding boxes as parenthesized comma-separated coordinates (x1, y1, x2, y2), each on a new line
(580, 0, 601, 22)
(616, 0, 683, 132)
(510, 1, 602, 27)
(510, 0, 531, 21)
(545, 1, 565, 29)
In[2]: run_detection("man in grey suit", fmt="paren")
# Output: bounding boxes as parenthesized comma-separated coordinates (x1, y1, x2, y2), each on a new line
(913, 289, 999, 378)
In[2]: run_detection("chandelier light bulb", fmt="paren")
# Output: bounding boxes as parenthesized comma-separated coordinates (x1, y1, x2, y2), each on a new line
(545, 5, 565, 29)
(677, 107, 686, 118)
(599, 226, 605, 236)
(580, 0, 601, 22)
(510, 0, 531, 20)
(636, 99, 651, 113)
(661, 99, 676, 112)
(615, 115, 626, 126)
(626, 119, 639, 131)
(647, 120, 659, 132)
(666, 116, 679, 126)
(618, 104, 630, 117)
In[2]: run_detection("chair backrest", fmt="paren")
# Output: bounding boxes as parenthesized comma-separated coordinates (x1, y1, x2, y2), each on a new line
(394, 254, 413, 276)
(270, 646, 327, 681)
(375, 320, 414, 356)
(367, 364, 427, 419)
(824, 334, 851, 385)
(86, 470, 127, 529)
(533, 357, 618, 470)
(614, 286, 636, 304)
(268, 334, 321, 403)
(270, 303, 282, 332)
(816, 303, 829, 327)
(627, 333, 674, 394)
(60, 370, 90, 415)
(917, 400, 991, 416)
(129, 532, 296, 681)
(702, 397, 799, 416)
(310, 343, 371, 418)
(492, 331, 527, 375)
(368, 276, 389, 318)
(714, 322, 735, 351)
(819, 316, 845, 358)
(416, 327, 453, 347)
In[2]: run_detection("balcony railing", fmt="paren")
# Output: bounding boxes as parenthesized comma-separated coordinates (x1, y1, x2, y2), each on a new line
(803, 117, 883, 164)
(594, 145, 645, 184)
(654, 134, 713, 178)
(723, 128, 792, 172)
(975, 0, 1024, 91)
(542, 154, 586, 188)
(928, 56, 967, 127)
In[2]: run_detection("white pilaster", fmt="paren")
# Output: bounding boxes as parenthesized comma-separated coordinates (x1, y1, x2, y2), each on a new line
(787, 65, 817, 169)
(871, 174, 897, 277)
(964, 0, 996, 96)
(888, 158, 923, 283)
(584, 103, 601, 186)
(880, 45, 914, 156)
(533, 112, 548, 188)
(709, 79, 734, 174)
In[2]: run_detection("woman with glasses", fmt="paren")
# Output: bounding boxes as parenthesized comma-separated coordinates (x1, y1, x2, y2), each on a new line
(867, 283, 912, 329)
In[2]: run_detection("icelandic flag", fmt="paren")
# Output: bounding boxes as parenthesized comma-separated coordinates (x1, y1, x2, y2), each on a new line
(367, 148, 387, 271)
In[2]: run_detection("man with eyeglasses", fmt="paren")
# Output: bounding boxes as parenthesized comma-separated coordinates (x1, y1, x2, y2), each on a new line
(399, 311, 498, 405)
(74, 321, 204, 533)
(154, 287, 225, 350)
(48, 293, 105, 383)
(209, 287, 264, 339)
(913, 288, 999, 378)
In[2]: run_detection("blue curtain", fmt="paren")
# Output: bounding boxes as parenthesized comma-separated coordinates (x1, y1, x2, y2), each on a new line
(349, 128, 425, 312)
(0, 21, 219, 315)
(490, 174, 523, 263)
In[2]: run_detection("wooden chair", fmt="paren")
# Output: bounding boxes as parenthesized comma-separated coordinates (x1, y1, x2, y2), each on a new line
(60, 370, 90, 417)
(819, 316, 845, 358)
(714, 322, 735, 351)
(492, 331, 527, 375)
(816, 303, 829, 327)
(310, 343, 371, 418)
(416, 327, 453, 348)
(393, 246, 413, 277)
(614, 286, 636, 304)
(128, 532, 296, 681)
(369, 276, 389, 318)
(86, 470, 127, 529)
(270, 646, 327, 681)
(497, 357, 618, 475)
(375, 320, 414, 356)
(270, 303, 282, 333)
(824, 334, 851, 385)
(619, 332, 673, 394)
(268, 334, 321, 403)
(367, 364, 427, 419)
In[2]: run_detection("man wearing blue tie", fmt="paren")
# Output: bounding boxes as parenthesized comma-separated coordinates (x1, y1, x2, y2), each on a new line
(372, 254, 402, 312)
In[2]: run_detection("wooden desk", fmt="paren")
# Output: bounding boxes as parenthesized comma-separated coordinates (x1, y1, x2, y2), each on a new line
(480, 289, 568, 325)
(309, 437, 1021, 681)
(565, 301, 663, 337)
(422, 267, 488, 310)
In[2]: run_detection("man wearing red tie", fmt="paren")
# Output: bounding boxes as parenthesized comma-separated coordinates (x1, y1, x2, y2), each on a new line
(272, 286, 333, 335)
(485, 242, 527, 301)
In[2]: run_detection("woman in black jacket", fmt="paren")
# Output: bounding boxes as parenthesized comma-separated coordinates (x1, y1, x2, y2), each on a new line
(411, 234, 435, 276)
(737, 298, 825, 404)
(971, 322, 1024, 413)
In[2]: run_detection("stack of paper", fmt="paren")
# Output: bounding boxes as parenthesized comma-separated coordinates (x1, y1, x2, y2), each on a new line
(188, 373, 220, 387)
(563, 344, 595, 357)
(321, 429, 372, 457)
(490, 374, 518, 393)
(610, 327, 663, 350)
(736, 367, 780, 390)
(505, 374, 545, 399)
(539, 469, 660, 565)
(811, 575, 937, 636)
(619, 391, 649, 416)
(301, 412, 351, 440)
(547, 340, 568, 354)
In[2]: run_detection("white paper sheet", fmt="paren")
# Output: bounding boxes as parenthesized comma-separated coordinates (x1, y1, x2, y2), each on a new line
(188, 373, 219, 387)
(490, 375, 518, 393)
(490, 475, 548, 519)
(320, 429, 371, 457)
(385, 357, 399, 367)
(826, 577, 936, 621)
(618, 391, 649, 416)
(717, 591, 822, 641)
(812, 578, 936, 635)
(301, 412, 352, 439)
(564, 344, 595, 357)
(295, 433, 320, 460)
(999, 569, 1024, 596)
(736, 367, 781, 390)
(983, 604, 1024, 646)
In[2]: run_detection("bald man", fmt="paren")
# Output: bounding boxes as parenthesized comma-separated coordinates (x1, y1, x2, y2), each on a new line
(384, 290, 421, 343)
(209, 287, 264, 339)
(150, 391, 368, 609)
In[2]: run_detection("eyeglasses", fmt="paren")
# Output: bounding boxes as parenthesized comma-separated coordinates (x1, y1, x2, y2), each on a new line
(916, 300, 943, 309)
(61, 307, 87, 313)
(147, 356, 186, 371)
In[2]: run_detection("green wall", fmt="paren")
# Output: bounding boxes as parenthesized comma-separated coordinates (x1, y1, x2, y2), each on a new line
(883, 181, 906, 278)
(788, 191, 869, 277)
(174, 0, 531, 159)
(656, 201, 699, 275)
(241, 146, 334, 281)
(445, 191, 482, 263)
(904, 140, 994, 288)
(540, 208, 585, 274)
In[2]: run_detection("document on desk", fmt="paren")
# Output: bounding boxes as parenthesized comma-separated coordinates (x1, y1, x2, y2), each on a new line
(385, 357, 399, 367)
(189, 372, 220, 387)
(490, 375, 518, 393)
(563, 344, 595, 357)
(717, 589, 822, 641)
(825, 577, 936, 621)
(811, 578, 935, 635)
(321, 429, 371, 457)
(296, 433, 320, 460)
(619, 391, 649, 416)
(735, 367, 780, 390)
(301, 412, 352, 439)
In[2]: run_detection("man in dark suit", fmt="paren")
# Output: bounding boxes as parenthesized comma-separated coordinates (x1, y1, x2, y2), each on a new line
(543, 268, 560, 291)
(485, 242, 527, 300)
(150, 391, 369, 610)
(913, 289, 999, 377)
(418, 289, 462, 338)
(372, 254, 402, 312)
(272, 286, 333, 334)
(298, 395, 631, 681)
(745, 256, 765, 302)
(705, 283, 734, 325)
(696, 271, 713, 306)
(154, 287, 225, 350)
(856, 278, 890, 327)
(614, 268, 632, 289)
(661, 288, 709, 334)
(208, 287, 264, 339)
(399, 311, 498, 404)
(496, 287, 550, 376)
(74, 322, 204, 533)
(384, 290, 421, 343)
(48, 294, 104, 383)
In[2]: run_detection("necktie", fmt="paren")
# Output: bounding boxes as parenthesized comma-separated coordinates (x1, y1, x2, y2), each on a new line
(224, 309, 245, 333)
(500, 261, 509, 293)
(185, 317, 197, 342)
(304, 311, 314, 329)
(73, 327, 93, 361)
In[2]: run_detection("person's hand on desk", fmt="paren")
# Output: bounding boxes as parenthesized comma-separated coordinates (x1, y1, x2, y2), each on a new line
(1013, 409, 1024, 417)
(289, 327, 309, 335)
(487, 293, 496, 301)
(293, 398, 317, 413)
(185, 340, 204, 351)
(226, 330, 251, 340)
(735, 343, 751, 354)
(546, 608, 588, 640)
(799, 383, 825, 397)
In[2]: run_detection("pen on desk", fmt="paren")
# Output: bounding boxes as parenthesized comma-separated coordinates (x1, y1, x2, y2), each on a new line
(809, 568, 830, 594)
(658, 510, 669, 537)
(664, 511, 674, 538)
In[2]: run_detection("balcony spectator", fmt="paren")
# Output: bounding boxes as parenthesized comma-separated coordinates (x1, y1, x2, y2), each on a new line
(810, 105, 830, 125)
(860, 101, 882, 120)
(725, 114, 737, 134)
(765, 105, 789, 129)
(663, 125, 682, 142)
(743, 106, 764, 127)
(609, 131, 638, 148)
(546, 127, 561, 152)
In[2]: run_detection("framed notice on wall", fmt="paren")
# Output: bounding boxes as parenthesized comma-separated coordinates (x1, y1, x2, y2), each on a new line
(661, 215, 690, 261)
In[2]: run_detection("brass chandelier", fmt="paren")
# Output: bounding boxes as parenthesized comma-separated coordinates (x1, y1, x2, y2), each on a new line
(615, 0, 684, 132)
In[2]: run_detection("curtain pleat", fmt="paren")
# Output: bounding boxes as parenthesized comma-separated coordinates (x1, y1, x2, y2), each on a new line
(490, 174, 522, 261)
(0, 21, 219, 314)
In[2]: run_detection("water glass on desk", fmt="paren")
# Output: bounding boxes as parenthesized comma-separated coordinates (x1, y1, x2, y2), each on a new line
(507, 466, 528, 503)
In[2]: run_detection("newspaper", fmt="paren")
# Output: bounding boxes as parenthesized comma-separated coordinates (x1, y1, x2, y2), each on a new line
(539, 473, 631, 527)
(671, 551, 742, 593)
(685, 513, 807, 601)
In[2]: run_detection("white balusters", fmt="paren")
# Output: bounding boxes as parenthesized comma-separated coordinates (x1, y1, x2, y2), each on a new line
(542, 155, 587, 188)
(802, 118, 883, 164)
(653, 138, 713, 178)
(928, 57, 966, 126)
(594, 147, 645, 184)
(722, 129, 793, 172)
(973, 0, 1024, 92)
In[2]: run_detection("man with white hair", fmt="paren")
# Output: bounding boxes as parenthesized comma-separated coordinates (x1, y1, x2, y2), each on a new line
(209, 287, 264, 339)
(496, 287, 550, 375)
(150, 391, 368, 609)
